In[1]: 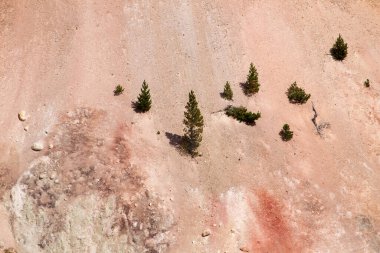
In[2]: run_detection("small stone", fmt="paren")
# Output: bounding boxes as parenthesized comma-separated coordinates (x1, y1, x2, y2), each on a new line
(212, 223, 217, 227)
(39, 173, 46, 179)
(24, 126, 29, 131)
(18, 111, 27, 121)
(54, 179, 59, 184)
(201, 229, 211, 237)
(50, 172, 57, 179)
(240, 247, 250, 252)
(48, 144, 54, 149)
(31, 141, 44, 151)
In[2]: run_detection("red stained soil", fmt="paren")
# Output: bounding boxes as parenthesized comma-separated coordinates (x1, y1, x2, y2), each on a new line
(250, 190, 300, 253)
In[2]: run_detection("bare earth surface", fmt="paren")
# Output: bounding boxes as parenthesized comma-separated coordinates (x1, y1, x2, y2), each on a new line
(0, 0, 379, 252)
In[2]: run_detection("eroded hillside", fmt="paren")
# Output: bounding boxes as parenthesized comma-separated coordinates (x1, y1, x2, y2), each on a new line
(0, 0, 379, 252)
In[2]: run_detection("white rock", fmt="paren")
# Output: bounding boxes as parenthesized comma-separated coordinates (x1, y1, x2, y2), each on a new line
(24, 126, 29, 131)
(31, 142, 44, 151)
(18, 111, 27, 121)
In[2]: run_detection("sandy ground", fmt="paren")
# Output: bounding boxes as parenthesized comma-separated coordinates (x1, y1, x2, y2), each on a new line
(0, 0, 379, 252)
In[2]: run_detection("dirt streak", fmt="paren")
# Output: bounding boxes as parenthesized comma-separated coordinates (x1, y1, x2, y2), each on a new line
(250, 190, 300, 253)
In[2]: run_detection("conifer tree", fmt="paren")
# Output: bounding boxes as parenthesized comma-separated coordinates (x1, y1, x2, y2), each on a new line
(279, 124, 293, 141)
(114, 85, 124, 96)
(244, 63, 260, 96)
(330, 34, 348, 61)
(286, 82, 311, 104)
(222, 81, 233, 100)
(183, 90, 204, 157)
(225, 105, 261, 125)
(135, 80, 152, 112)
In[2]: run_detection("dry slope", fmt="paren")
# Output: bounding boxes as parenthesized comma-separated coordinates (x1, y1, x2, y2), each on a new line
(0, 0, 379, 252)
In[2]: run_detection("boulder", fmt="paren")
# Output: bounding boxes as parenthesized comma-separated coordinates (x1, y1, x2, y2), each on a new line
(18, 111, 27, 121)
(240, 247, 249, 252)
(201, 229, 211, 237)
(31, 142, 44, 151)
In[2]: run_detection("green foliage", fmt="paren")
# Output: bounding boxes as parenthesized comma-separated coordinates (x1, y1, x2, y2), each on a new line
(244, 63, 260, 96)
(286, 82, 311, 104)
(330, 34, 348, 61)
(183, 90, 204, 157)
(225, 105, 261, 125)
(135, 80, 152, 112)
(279, 124, 293, 141)
(114, 85, 124, 96)
(222, 81, 233, 100)
(364, 79, 370, 88)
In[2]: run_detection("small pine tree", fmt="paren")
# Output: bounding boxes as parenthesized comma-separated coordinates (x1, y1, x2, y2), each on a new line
(244, 63, 260, 96)
(135, 80, 152, 112)
(183, 90, 204, 157)
(364, 79, 370, 88)
(225, 105, 261, 125)
(279, 124, 293, 141)
(222, 81, 233, 100)
(330, 34, 348, 61)
(114, 85, 124, 96)
(286, 82, 311, 104)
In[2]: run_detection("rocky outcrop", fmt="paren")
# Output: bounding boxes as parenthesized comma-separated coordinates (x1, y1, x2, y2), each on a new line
(10, 109, 174, 252)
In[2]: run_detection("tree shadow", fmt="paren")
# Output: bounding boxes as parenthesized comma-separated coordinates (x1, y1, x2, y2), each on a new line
(219, 92, 234, 101)
(239, 82, 252, 96)
(131, 101, 143, 113)
(165, 132, 182, 147)
(232, 118, 257, 126)
(165, 132, 188, 155)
